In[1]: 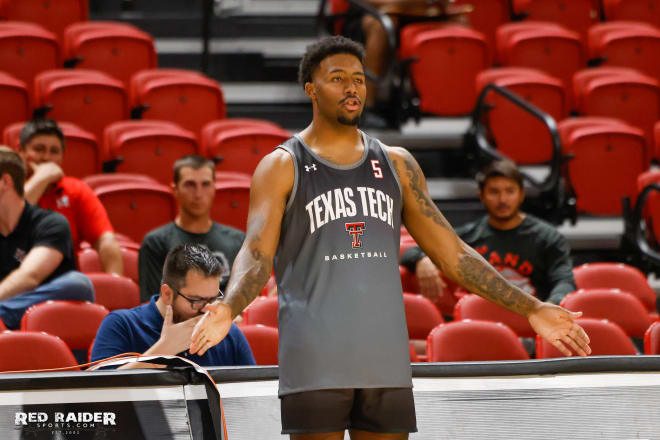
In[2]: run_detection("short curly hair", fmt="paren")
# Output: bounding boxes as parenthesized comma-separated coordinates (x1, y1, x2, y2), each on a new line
(298, 35, 365, 89)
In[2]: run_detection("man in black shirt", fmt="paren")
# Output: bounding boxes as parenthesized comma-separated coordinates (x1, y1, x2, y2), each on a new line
(138, 155, 245, 302)
(401, 160, 576, 305)
(0, 147, 93, 329)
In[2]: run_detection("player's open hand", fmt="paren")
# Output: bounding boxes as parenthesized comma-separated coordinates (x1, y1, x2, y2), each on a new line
(158, 305, 203, 355)
(528, 303, 592, 357)
(190, 302, 233, 356)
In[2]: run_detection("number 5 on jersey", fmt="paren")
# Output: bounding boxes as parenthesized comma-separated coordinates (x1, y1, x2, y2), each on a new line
(371, 160, 383, 179)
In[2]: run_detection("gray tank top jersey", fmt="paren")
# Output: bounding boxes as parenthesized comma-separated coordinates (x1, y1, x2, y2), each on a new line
(274, 131, 412, 396)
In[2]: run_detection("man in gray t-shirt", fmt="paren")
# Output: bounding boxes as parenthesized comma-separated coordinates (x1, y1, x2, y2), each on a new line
(138, 155, 244, 302)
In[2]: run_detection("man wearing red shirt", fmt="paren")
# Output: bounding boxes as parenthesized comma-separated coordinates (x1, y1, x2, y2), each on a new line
(19, 119, 123, 275)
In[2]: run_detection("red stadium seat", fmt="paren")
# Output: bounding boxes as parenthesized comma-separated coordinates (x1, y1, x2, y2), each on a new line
(242, 297, 278, 328)
(588, 22, 660, 81)
(0, 331, 79, 372)
(409, 342, 420, 362)
(453, 0, 511, 57)
(476, 67, 567, 164)
(573, 263, 657, 313)
(0, 74, 29, 136)
(86, 273, 140, 311)
(77, 247, 139, 285)
(560, 289, 652, 338)
(212, 180, 251, 231)
(94, 181, 176, 244)
(572, 67, 660, 153)
(21, 301, 109, 359)
(0, 22, 58, 94)
(496, 22, 585, 108)
(399, 265, 457, 316)
(83, 172, 158, 190)
(240, 325, 278, 365)
(201, 120, 290, 175)
(426, 319, 530, 362)
(4, 121, 100, 178)
(103, 120, 198, 184)
(602, 0, 660, 27)
(536, 318, 637, 357)
(130, 69, 226, 134)
(454, 294, 534, 337)
(511, 0, 600, 41)
(558, 117, 646, 215)
(403, 293, 444, 340)
(645, 321, 660, 354)
(0, 0, 88, 43)
(0, 317, 6, 331)
(63, 21, 157, 85)
(33, 69, 129, 142)
(215, 171, 251, 183)
(399, 24, 490, 116)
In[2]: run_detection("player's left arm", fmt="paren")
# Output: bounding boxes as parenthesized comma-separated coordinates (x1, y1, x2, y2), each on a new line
(388, 146, 591, 356)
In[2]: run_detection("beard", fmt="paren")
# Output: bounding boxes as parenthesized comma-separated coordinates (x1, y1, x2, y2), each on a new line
(337, 114, 360, 126)
(488, 206, 520, 222)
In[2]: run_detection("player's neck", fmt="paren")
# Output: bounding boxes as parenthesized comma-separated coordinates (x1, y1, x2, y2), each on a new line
(0, 195, 24, 237)
(488, 212, 526, 230)
(175, 212, 212, 234)
(300, 119, 363, 163)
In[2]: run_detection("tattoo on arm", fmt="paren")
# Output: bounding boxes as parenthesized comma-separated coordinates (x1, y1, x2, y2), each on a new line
(456, 250, 538, 317)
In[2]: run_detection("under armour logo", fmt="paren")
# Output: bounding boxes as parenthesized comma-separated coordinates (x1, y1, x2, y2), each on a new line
(305, 164, 317, 172)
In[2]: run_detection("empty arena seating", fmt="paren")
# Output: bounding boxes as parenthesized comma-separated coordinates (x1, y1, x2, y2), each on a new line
(0, 0, 88, 43)
(0, 73, 30, 136)
(558, 117, 646, 215)
(0, 21, 59, 94)
(426, 320, 530, 362)
(86, 273, 140, 311)
(63, 21, 157, 85)
(476, 67, 567, 164)
(93, 181, 176, 244)
(560, 289, 652, 338)
(645, 321, 660, 355)
(588, 22, 660, 81)
(77, 247, 139, 285)
(83, 172, 158, 190)
(0, 331, 79, 372)
(572, 67, 660, 151)
(454, 294, 535, 337)
(399, 24, 490, 116)
(212, 180, 251, 231)
(536, 318, 637, 357)
(130, 69, 226, 134)
(242, 297, 278, 328)
(403, 293, 444, 341)
(452, 0, 510, 56)
(201, 119, 290, 175)
(240, 325, 278, 365)
(103, 120, 198, 184)
(511, 0, 599, 41)
(573, 263, 658, 313)
(33, 69, 130, 142)
(21, 300, 109, 363)
(602, 0, 660, 26)
(496, 22, 585, 107)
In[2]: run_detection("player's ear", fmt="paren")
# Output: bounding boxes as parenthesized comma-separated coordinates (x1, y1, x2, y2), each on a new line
(304, 82, 316, 100)
(160, 284, 174, 305)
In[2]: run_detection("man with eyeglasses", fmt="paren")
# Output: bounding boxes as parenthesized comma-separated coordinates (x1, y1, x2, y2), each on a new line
(91, 243, 255, 368)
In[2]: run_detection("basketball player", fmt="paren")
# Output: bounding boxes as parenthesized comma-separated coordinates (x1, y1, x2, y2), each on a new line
(190, 36, 591, 439)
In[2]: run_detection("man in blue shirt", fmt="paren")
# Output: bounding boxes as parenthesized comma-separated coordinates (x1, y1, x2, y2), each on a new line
(92, 243, 255, 368)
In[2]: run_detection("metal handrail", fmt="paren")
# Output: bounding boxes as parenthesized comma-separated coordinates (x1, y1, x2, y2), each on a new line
(629, 183, 660, 266)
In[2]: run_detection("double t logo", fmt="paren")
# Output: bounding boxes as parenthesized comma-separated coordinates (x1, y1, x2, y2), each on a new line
(345, 222, 366, 248)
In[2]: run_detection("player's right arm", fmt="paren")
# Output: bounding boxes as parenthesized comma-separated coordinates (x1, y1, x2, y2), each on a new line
(189, 149, 293, 355)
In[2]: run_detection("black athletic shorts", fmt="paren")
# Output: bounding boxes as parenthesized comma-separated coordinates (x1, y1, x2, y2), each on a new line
(280, 387, 417, 434)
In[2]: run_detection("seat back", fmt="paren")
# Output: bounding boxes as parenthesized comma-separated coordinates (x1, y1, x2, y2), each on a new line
(0, 0, 88, 43)
(645, 321, 660, 355)
(0, 73, 29, 136)
(0, 331, 79, 372)
(242, 297, 278, 328)
(212, 180, 251, 231)
(560, 289, 652, 337)
(573, 263, 657, 312)
(452, 0, 510, 56)
(426, 319, 529, 362)
(603, 0, 660, 28)
(83, 172, 158, 190)
(454, 294, 534, 337)
(21, 300, 109, 351)
(94, 181, 176, 244)
(403, 293, 444, 340)
(240, 325, 278, 365)
(511, 0, 599, 41)
(86, 273, 140, 311)
(536, 318, 637, 357)
(77, 247, 139, 285)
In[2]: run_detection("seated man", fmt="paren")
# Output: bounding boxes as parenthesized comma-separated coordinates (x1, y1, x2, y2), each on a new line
(91, 243, 255, 367)
(19, 118, 123, 274)
(401, 160, 576, 305)
(139, 155, 245, 302)
(0, 146, 94, 329)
